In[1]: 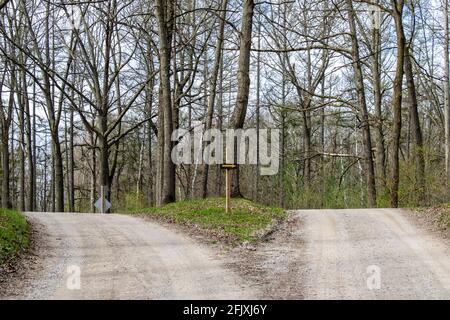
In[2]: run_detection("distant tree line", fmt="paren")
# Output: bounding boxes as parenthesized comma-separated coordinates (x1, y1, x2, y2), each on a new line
(0, 0, 449, 212)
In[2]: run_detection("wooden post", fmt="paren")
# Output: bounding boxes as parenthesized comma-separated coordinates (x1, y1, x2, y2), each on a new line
(223, 146, 236, 213)
(100, 185, 105, 214)
(225, 169, 231, 213)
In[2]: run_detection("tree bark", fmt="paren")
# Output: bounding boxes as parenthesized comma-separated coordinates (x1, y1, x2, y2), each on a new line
(25, 71, 35, 211)
(1, 121, 11, 209)
(156, 0, 176, 205)
(404, 46, 425, 202)
(202, 0, 228, 199)
(444, 0, 450, 192)
(390, 0, 406, 208)
(346, 0, 377, 207)
(371, 5, 387, 193)
(231, 0, 255, 197)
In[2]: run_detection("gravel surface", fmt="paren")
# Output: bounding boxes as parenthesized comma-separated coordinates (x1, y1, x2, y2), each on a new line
(0, 213, 255, 300)
(3, 209, 450, 300)
(229, 208, 450, 300)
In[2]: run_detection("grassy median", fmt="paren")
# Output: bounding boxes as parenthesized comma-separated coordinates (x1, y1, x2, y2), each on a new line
(0, 209, 29, 266)
(129, 198, 286, 244)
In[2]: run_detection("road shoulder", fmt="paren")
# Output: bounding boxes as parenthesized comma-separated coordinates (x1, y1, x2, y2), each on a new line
(0, 214, 48, 299)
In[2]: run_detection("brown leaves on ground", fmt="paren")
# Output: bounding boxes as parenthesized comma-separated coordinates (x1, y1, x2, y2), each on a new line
(413, 204, 450, 239)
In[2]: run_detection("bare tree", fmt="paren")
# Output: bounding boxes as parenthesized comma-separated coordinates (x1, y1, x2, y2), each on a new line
(390, 0, 406, 208)
(155, 0, 176, 205)
(231, 0, 255, 197)
(346, 0, 377, 207)
(444, 0, 450, 191)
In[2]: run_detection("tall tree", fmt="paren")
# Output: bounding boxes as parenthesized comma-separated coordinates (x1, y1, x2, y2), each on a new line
(390, 0, 406, 208)
(346, 0, 377, 207)
(155, 0, 176, 205)
(444, 0, 450, 191)
(0, 63, 13, 209)
(404, 44, 425, 201)
(371, 1, 387, 193)
(202, 0, 228, 198)
(230, 0, 255, 197)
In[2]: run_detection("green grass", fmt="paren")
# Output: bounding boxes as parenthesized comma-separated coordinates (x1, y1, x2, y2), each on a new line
(0, 209, 29, 266)
(128, 198, 286, 244)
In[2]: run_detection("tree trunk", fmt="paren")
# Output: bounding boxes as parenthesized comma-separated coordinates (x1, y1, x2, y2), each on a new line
(68, 100, 75, 212)
(53, 137, 65, 212)
(25, 72, 35, 212)
(231, 0, 255, 197)
(444, 0, 450, 192)
(90, 125, 97, 213)
(156, 0, 176, 205)
(371, 7, 387, 193)
(98, 114, 111, 205)
(346, 0, 377, 207)
(404, 46, 425, 203)
(146, 82, 154, 207)
(1, 130, 11, 209)
(18, 78, 25, 212)
(156, 87, 165, 206)
(390, 0, 406, 208)
(254, 19, 261, 202)
(202, 0, 228, 199)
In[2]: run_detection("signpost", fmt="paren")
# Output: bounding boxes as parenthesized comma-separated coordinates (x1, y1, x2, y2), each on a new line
(221, 164, 238, 213)
(94, 185, 111, 214)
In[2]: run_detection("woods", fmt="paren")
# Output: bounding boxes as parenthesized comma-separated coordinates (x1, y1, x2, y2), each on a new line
(0, 0, 449, 212)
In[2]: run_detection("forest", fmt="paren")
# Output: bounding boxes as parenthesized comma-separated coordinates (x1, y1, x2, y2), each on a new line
(0, 0, 449, 213)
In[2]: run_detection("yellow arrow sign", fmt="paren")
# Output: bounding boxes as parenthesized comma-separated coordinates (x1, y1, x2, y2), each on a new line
(221, 164, 238, 170)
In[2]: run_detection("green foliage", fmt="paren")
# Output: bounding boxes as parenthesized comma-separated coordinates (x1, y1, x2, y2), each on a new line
(398, 147, 449, 208)
(117, 191, 145, 212)
(376, 188, 391, 208)
(127, 198, 286, 243)
(0, 209, 29, 266)
(280, 163, 367, 209)
(251, 145, 449, 209)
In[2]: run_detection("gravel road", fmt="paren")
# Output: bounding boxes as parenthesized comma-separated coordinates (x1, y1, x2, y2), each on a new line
(229, 208, 450, 300)
(297, 209, 450, 299)
(1, 213, 255, 300)
(3, 209, 450, 300)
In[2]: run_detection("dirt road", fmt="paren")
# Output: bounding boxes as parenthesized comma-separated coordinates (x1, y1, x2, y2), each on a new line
(1, 213, 254, 300)
(240, 208, 450, 299)
(3, 209, 450, 300)
(297, 209, 450, 299)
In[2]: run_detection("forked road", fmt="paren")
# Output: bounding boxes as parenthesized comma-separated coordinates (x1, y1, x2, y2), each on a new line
(5, 213, 255, 300)
(3, 209, 450, 299)
(296, 209, 450, 299)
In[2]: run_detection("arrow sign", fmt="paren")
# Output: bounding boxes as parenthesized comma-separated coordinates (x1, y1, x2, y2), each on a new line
(221, 164, 238, 170)
(94, 198, 111, 213)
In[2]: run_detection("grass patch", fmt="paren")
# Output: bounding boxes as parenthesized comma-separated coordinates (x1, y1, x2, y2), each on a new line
(0, 209, 29, 266)
(128, 198, 286, 244)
